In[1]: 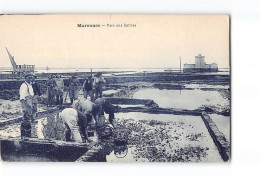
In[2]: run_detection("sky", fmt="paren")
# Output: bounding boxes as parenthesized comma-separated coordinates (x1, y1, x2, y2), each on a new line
(0, 14, 229, 69)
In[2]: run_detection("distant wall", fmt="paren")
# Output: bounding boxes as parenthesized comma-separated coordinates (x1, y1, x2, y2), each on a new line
(183, 64, 195, 68)
(183, 68, 218, 73)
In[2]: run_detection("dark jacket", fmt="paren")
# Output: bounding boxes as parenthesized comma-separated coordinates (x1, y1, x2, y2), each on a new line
(32, 82, 41, 96)
(83, 79, 93, 91)
(68, 78, 80, 90)
(93, 98, 115, 122)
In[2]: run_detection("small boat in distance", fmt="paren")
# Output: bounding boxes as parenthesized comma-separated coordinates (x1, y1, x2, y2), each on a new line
(46, 66, 49, 71)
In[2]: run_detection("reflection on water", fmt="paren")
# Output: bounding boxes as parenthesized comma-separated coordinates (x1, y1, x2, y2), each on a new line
(104, 113, 222, 162)
(33, 112, 67, 141)
(106, 146, 148, 162)
(114, 145, 128, 158)
(0, 112, 223, 162)
(0, 106, 227, 162)
(102, 142, 131, 162)
(0, 123, 20, 138)
(133, 88, 229, 110)
(0, 112, 66, 140)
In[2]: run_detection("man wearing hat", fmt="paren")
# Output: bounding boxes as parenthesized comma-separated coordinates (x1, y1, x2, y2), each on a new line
(83, 75, 95, 102)
(19, 73, 38, 138)
(45, 74, 57, 106)
(93, 72, 106, 100)
(68, 75, 80, 104)
(54, 74, 64, 105)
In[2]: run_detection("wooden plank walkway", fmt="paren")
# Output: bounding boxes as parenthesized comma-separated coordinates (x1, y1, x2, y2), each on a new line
(201, 111, 230, 162)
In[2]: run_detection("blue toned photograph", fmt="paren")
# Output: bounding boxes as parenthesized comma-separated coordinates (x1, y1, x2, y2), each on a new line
(0, 14, 230, 162)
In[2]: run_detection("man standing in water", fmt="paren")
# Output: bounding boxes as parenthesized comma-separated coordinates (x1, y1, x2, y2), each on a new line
(31, 75, 41, 116)
(19, 73, 38, 139)
(68, 75, 80, 104)
(83, 75, 94, 102)
(54, 74, 64, 105)
(93, 72, 106, 99)
(46, 74, 57, 106)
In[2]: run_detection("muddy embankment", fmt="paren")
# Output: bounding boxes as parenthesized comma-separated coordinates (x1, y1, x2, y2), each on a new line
(0, 73, 230, 115)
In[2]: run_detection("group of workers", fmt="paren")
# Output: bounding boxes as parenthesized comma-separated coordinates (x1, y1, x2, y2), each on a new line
(19, 72, 116, 142)
(61, 97, 118, 142)
(45, 72, 106, 106)
(45, 74, 64, 106)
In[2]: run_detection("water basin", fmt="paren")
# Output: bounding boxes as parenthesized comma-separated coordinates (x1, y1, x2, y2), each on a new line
(106, 112, 223, 162)
(133, 88, 229, 110)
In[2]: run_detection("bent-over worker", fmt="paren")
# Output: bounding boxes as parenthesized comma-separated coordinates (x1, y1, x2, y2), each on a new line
(92, 98, 118, 127)
(60, 98, 93, 142)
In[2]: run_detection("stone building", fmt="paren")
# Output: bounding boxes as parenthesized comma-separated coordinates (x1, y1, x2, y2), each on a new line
(183, 54, 218, 72)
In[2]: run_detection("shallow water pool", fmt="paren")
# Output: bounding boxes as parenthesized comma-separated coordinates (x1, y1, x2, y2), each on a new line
(133, 88, 229, 110)
(0, 111, 225, 162)
(108, 112, 222, 162)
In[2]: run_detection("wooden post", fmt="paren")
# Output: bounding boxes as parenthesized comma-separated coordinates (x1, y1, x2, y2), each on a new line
(179, 56, 181, 73)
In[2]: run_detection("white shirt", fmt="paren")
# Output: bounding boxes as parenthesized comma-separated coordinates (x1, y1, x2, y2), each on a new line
(93, 76, 106, 87)
(19, 82, 34, 100)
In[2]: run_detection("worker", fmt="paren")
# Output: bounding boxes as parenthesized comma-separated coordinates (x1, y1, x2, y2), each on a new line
(31, 75, 41, 115)
(60, 98, 93, 142)
(93, 72, 106, 99)
(54, 74, 64, 105)
(51, 74, 58, 104)
(60, 108, 87, 143)
(31, 75, 41, 97)
(83, 75, 94, 102)
(92, 98, 119, 128)
(45, 74, 57, 106)
(19, 73, 38, 138)
(68, 75, 80, 104)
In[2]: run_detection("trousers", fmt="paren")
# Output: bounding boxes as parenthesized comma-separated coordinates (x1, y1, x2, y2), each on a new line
(21, 96, 37, 137)
(60, 108, 83, 143)
(56, 90, 63, 105)
(83, 90, 94, 102)
(69, 89, 79, 100)
(95, 86, 103, 99)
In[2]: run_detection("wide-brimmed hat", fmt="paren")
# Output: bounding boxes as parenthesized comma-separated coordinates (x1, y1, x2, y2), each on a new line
(95, 72, 102, 77)
(25, 73, 36, 78)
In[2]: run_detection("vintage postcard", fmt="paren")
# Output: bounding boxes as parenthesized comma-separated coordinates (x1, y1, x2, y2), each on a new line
(0, 14, 230, 162)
